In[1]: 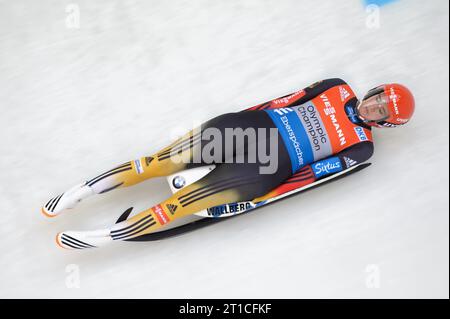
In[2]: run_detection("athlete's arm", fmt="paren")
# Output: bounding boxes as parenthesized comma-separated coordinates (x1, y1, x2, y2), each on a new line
(254, 141, 374, 202)
(311, 141, 374, 180)
(245, 78, 348, 111)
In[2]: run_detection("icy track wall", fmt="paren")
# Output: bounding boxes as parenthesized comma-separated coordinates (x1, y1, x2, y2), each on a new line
(0, 0, 448, 298)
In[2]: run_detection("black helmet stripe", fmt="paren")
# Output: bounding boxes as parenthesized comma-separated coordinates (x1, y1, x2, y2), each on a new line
(363, 86, 384, 101)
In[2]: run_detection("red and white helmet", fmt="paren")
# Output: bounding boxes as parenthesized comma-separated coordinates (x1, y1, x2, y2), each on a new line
(360, 83, 415, 128)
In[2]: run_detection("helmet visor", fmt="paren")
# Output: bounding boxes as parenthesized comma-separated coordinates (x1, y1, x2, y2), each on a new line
(357, 90, 391, 122)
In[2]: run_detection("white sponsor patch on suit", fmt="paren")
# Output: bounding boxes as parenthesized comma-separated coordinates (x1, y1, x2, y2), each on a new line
(134, 159, 144, 174)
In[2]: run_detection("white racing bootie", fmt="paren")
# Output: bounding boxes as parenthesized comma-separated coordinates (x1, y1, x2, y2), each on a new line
(41, 182, 94, 217)
(56, 229, 112, 250)
(54, 207, 134, 250)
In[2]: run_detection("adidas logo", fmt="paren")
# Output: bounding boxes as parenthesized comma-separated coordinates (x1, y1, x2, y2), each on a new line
(339, 86, 350, 102)
(344, 156, 357, 168)
(145, 156, 154, 166)
(166, 204, 178, 215)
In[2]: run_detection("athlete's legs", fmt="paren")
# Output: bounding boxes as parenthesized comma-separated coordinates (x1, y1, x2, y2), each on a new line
(55, 111, 295, 248)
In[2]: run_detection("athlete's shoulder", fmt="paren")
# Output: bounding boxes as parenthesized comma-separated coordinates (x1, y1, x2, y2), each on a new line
(301, 78, 351, 99)
(245, 78, 352, 111)
(338, 141, 374, 169)
(309, 78, 348, 89)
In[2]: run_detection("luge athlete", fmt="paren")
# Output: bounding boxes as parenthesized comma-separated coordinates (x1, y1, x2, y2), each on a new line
(41, 78, 415, 250)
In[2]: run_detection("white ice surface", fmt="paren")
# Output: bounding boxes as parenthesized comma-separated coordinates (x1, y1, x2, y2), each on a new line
(0, 0, 448, 298)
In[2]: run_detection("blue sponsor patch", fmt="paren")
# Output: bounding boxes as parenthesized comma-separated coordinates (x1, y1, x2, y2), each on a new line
(345, 104, 361, 124)
(265, 108, 314, 174)
(354, 126, 368, 142)
(312, 157, 342, 179)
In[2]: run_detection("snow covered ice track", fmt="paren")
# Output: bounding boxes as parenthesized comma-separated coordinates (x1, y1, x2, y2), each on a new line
(0, 0, 448, 298)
